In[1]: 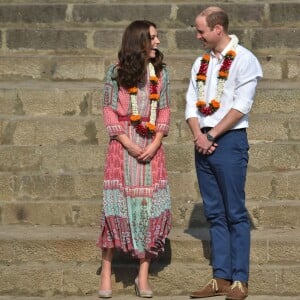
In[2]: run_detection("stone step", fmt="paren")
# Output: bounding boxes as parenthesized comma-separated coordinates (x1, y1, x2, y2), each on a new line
(0, 80, 299, 117)
(1, 225, 299, 264)
(0, 297, 298, 300)
(0, 225, 299, 296)
(0, 1, 299, 29)
(0, 198, 299, 228)
(0, 112, 298, 146)
(0, 169, 299, 203)
(1, 27, 299, 56)
(0, 141, 299, 172)
(1, 261, 299, 296)
(0, 54, 299, 81)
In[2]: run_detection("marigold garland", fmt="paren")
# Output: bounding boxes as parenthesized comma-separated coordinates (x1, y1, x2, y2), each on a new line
(196, 46, 237, 116)
(128, 63, 159, 136)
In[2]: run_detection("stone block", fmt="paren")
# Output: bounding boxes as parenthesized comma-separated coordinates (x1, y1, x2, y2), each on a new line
(0, 173, 103, 202)
(95, 119, 109, 145)
(288, 58, 300, 79)
(273, 172, 300, 200)
(174, 29, 245, 51)
(289, 117, 300, 140)
(248, 142, 299, 172)
(253, 86, 300, 113)
(252, 202, 300, 228)
(259, 59, 284, 80)
(0, 4, 67, 23)
(175, 29, 199, 50)
(269, 2, 300, 25)
(0, 146, 42, 172)
(7, 29, 87, 50)
(40, 145, 106, 173)
(16, 87, 98, 116)
(1, 201, 74, 225)
(52, 56, 105, 80)
(164, 142, 194, 173)
(0, 201, 101, 226)
(74, 173, 103, 200)
(167, 111, 192, 144)
(1, 117, 106, 146)
(268, 239, 300, 264)
(93, 29, 124, 50)
(0, 89, 24, 115)
(250, 265, 300, 295)
(0, 175, 15, 201)
(165, 55, 193, 81)
(248, 115, 289, 142)
(72, 4, 171, 24)
(0, 56, 45, 79)
(169, 86, 186, 112)
(0, 144, 107, 173)
(0, 264, 64, 296)
(3, 174, 77, 201)
(252, 28, 300, 50)
(0, 55, 106, 80)
(90, 88, 103, 116)
(246, 172, 273, 201)
(176, 3, 264, 27)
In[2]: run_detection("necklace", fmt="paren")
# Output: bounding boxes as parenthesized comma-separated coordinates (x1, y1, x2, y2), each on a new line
(128, 63, 159, 136)
(196, 35, 238, 116)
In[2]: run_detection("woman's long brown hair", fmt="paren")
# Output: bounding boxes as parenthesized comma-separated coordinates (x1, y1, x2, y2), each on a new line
(116, 20, 165, 89)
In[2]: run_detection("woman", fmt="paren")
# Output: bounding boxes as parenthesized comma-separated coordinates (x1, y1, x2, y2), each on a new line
(97, 20, 171, 298)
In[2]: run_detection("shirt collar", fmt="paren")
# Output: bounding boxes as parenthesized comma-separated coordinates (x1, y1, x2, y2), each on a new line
(210, 34, 239, 59)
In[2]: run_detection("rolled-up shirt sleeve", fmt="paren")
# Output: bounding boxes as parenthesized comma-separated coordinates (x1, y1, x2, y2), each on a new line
(232, 53, 263, 114)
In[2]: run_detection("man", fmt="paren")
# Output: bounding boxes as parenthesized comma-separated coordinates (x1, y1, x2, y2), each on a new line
(185, 6, 263, 300)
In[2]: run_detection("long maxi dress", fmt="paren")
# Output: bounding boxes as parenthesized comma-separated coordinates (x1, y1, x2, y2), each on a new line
(97, 64, 171, 259)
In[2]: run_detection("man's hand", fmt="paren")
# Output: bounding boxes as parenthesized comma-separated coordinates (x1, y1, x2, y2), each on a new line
(194, 133, 218, 155)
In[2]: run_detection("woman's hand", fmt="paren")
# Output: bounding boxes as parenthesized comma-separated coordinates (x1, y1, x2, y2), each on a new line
(126, 141, 144, 158)
(115, 134, 143, 158)
(138, 140, 160, 163)
(138, 132, 164, 163)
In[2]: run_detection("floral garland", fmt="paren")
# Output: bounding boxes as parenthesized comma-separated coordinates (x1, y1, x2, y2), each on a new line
(128, 63, 159, 136)
(196, 38, 238, 116)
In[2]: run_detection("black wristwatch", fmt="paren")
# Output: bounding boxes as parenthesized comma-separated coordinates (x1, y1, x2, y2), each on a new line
(206, 132, 216, 142)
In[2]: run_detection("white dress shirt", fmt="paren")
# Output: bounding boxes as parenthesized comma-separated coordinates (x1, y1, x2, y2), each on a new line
(185, 37, 263, 129)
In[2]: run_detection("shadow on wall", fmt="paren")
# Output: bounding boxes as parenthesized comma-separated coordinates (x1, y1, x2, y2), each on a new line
(184, 202, 256, 263)
(95, 203, 255, 287)
(96, 239, 172, 288)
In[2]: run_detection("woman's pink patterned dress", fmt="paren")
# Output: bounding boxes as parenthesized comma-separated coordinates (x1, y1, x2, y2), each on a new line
(97, 64, 171, 259)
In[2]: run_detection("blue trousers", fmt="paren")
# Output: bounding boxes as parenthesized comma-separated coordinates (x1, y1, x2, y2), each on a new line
(195, 129, 250, 282)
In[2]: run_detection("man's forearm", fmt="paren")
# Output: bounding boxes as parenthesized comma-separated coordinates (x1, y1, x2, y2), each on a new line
(209, 108, 244, 139)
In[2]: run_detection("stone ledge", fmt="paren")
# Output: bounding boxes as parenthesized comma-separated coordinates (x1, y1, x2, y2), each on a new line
(0, 225, 299, 264)
(0, 246, 299, 295)
(0, 199, 299, 228)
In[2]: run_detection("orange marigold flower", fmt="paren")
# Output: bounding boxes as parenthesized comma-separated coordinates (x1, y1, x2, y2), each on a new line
(202, 54, 210, 61)
(219, 71, 228, 78)
(150, 93, 159, 101)
(210, 99, 220, 109)
(128, 87, 138, 94)
(146, 122, 156, 132)
(227, 50, 236, 58)
(150, 76, 158, 83)
(130, 114, 141, 122)
(196, 100, 206, 108)
(196, 74, 206, 81)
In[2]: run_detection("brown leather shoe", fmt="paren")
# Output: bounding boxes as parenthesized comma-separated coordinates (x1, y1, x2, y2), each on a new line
(226, 281, 248, 300)
(190, 278, 231, 298)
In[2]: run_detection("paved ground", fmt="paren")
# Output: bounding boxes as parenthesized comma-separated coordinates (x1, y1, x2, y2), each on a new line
(0, 295, 299, 300)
